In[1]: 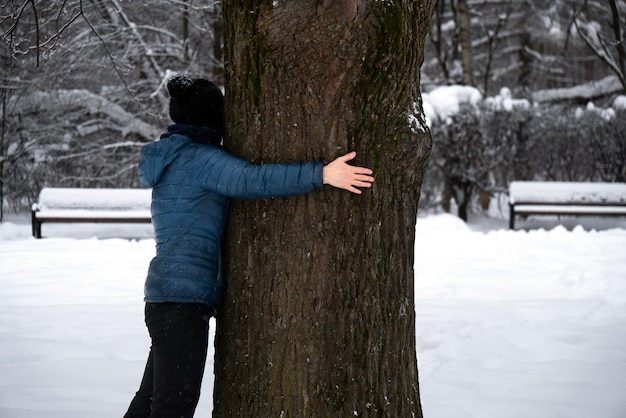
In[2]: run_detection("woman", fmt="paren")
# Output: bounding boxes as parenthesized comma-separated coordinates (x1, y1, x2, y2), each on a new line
(124, 75, 374, 418)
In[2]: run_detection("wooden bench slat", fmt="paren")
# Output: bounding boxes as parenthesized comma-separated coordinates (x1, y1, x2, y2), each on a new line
(35, 217, 152, 223)
(34, 210, 151, 219)
(513, 205, 626, 215)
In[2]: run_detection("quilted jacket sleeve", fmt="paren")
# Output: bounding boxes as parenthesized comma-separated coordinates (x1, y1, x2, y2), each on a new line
(196, 146, 324, 199)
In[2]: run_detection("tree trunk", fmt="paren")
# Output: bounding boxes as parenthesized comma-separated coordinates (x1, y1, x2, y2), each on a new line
(182, 0, 190, 64)
(0, 86, 5, 222)
(458, 0, 474, 86)
(608, 0, 626, 93)
(209, 2, 224, 85)
(214, 1, 436, 417)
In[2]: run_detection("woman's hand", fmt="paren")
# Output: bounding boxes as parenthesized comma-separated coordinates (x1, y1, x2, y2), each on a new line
(323, 151, 374, 194)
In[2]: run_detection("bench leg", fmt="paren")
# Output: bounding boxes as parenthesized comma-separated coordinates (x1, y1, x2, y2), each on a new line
(509, 204, 515, 230)
(31, 211, 42, 238)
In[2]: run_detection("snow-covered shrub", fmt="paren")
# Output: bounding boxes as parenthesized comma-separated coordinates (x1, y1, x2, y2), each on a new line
(613, 96, 626, 110)
(421, 90, 624, 219)
(423, 102, 533, 220)
(526, 106, 625, 182)
(589, 108, 626, 182)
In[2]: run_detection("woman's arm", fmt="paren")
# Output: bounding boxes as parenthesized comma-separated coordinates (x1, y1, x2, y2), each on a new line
(199, 148, 373, 199)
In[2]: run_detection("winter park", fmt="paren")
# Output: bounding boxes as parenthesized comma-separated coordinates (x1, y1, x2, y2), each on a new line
(2, 2, 626, 418)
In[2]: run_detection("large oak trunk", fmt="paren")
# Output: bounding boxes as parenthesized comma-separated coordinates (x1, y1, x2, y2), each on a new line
(214, 1, 436, 416)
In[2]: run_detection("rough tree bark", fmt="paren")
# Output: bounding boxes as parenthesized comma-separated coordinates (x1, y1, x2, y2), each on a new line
(214, 1, 436, 417)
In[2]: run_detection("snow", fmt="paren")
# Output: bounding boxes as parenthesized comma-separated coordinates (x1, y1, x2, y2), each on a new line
(483, 87, 530, 112)
(532, 75, 623, 104)
(422, 85, 482, 125)
(421, 80, 623, 119)
(509, 181, 626, 205)
(1, 213, 625, 417)
(422, 86, 532, 127)
(613, 95, 626, 110)
(35, 188, 152, 211)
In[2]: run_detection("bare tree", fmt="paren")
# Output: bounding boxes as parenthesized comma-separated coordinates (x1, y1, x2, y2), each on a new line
(0, 0, 224, 213)
(478, 0, 514, 95)
(458, 0, 475, 86)
(213, 1, 437, 416)
(571, 0, 626, 93)
(428, 0, 460, 85)
(424, 0, 527, 92)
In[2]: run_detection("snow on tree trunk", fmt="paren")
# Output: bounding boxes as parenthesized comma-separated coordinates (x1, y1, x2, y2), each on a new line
(214, 1, 436, 417)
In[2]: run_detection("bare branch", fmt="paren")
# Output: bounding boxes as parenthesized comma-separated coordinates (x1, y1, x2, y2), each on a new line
(108, 0, 164, 78)
(571, 0, 625, 91)
(28, 0, 40, 65)
(608, 0, 626, 91)
(76, 0, 160, 121)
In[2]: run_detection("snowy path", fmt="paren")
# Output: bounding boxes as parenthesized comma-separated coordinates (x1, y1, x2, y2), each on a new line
(0, 215, 625, 417)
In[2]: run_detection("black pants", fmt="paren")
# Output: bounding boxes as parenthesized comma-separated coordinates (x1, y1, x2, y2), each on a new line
(124, 303, 212, 418)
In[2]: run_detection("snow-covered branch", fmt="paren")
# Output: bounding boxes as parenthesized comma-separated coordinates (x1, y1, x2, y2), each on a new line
(574, 18, 623, 82)
(532, 75, 622, 103)
(571, 0, 625, 92)
(12, 89, 160, 141)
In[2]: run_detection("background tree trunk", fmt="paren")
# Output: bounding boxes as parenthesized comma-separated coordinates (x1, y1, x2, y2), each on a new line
(458, 0, 474, 86)
(214, 1, 436, 416)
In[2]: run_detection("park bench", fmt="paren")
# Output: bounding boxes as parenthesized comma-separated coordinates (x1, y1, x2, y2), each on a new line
(508, 181, 626, 229)
(31, 187, 152, 238)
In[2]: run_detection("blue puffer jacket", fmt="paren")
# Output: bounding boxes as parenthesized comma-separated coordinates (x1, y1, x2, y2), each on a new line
(138, 124, 324, 314)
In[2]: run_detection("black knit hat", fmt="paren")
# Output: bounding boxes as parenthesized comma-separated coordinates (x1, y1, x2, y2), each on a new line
(167, 75, 224, 135)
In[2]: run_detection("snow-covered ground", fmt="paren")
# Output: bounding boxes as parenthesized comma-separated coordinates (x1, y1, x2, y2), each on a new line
(0, 213, 625, 417)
